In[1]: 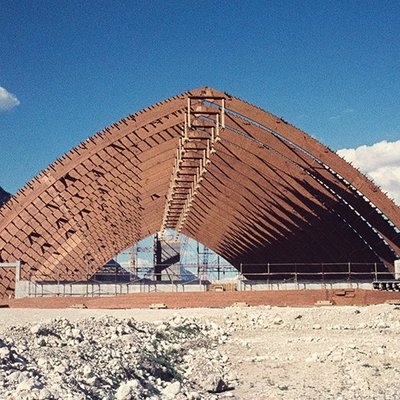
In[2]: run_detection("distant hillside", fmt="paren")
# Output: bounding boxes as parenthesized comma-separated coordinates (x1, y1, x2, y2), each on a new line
(0, 186, 12, 207)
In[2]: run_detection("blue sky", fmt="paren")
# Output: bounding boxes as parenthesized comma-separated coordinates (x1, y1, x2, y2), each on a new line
(1, 0, 400, 194)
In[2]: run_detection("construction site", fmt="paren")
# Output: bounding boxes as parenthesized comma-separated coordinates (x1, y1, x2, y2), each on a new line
(0, 87, 400, 307)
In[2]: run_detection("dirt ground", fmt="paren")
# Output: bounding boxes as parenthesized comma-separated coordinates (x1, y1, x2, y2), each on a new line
(1, 304, 400, 399)
(2, 288, 400, 309)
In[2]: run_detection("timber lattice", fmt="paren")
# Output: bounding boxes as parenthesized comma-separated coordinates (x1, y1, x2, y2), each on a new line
(0, 87, 400, 297)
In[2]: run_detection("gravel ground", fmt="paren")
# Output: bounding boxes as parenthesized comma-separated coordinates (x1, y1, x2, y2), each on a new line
(1, 305, 400, 399)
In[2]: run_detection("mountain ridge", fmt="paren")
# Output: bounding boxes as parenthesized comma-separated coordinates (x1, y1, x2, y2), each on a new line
(0, 186, 12, 207)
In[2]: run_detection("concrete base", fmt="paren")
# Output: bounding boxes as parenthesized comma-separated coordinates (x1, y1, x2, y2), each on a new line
(15, 278, 374, 299)
(239, 280, 373, 291)
(395, 260, 400, 280)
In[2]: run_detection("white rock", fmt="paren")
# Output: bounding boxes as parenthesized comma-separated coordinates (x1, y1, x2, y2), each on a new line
(15, 378, 38, 393)
(71, 328, 82, 339)
(86, 376, 100, 387)
(377, 347, 385, 355)
(187, 391, 201, 400)
(115, 380, 141, 400)
(163, 381, 181, 398)
(37, 357, 49, 369)
(7, 371, 22, 383)
(305, 353, 320, 363)
(30, 325, 41, 335)
(0, 347, 10, 359)
(83, 365, 93, 377)
(38, 388, 52, 400)
(377, 321, 389, 329)
(55, 365, 67, 374)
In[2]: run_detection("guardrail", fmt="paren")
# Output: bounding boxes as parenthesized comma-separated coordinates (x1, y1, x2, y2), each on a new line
(16, 262, 395, 297)
(0, 261, 22, 281)
(238, 262, 391, 281)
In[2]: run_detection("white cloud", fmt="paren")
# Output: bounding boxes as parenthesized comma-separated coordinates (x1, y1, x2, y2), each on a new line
(337, 140, 400, 205)
(0, 86, 20, 111)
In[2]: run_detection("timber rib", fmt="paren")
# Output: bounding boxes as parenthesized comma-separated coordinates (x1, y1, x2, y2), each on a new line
(0, 87, 399, 297)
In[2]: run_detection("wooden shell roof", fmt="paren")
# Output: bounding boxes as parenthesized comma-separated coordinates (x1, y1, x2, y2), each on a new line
(0, 87, 399, 296)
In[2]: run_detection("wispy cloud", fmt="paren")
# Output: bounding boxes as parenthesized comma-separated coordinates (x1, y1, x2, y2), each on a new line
(337, 139, 400, 205)
(0, 86, 20, 111)
(329, 108, 354, 121)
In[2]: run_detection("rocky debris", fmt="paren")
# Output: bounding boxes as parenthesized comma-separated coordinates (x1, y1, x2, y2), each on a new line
(214, 303, 400, 335)
(1, 304, 400, 399)
(0, 186, 11, 208)
(183, 348, 231, 393)
(0, 315, 234, 399)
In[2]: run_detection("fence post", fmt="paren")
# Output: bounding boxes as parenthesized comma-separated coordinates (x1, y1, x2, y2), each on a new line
(239, 263, 242, 291)
(348, 262, 351, 281)
(199, 266, 202, 289)
(374, 262, 378, 281)
(15, 260, 21, 282)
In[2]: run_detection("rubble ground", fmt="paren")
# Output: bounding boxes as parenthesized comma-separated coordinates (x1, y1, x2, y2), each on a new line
(1, 304, 400, 399)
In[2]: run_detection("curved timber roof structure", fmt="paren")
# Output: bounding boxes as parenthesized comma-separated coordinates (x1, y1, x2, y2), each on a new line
(1, 87, 400, 297)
